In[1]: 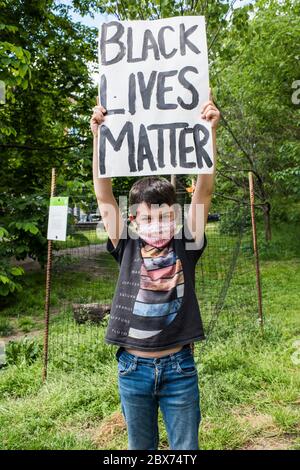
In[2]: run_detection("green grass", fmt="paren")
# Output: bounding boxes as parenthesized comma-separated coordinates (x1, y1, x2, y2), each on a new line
(0, 251, 116, 337)
(0, 223, 299, 449)
(0, 318, 14, 336)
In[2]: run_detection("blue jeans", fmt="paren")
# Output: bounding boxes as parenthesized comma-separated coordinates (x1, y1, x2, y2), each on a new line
(116, 344, 201, 450)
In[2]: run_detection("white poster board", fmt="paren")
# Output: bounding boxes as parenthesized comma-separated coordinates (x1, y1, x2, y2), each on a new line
(98, 16, 213, 178)
(47, 196, 69, 241)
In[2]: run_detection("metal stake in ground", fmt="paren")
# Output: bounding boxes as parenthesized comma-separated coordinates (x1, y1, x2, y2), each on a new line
(42, 167, 56, 382)
(248, 171, 264, 333)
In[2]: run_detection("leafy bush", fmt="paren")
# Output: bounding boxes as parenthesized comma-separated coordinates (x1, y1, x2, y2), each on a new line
(0, 264, 24, 297)
(17, 317, 36, 333)
(219, 205, 251, 236)
(5, 337, 42, 366)
(0, 317, 13, 336)
(1, 193, 49, 265)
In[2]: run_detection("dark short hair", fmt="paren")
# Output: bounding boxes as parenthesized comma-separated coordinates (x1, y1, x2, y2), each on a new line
(129, 176, 177, 209)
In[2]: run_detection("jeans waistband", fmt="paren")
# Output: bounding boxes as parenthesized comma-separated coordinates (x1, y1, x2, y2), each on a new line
(116, 344, 193, 365)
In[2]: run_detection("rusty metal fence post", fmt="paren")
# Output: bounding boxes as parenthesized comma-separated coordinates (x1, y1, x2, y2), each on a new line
(248, 171, 264, 333)
(42, 167, 56, 382)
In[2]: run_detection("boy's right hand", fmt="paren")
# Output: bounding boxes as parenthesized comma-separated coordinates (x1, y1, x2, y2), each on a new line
(90, 98, 106, 137)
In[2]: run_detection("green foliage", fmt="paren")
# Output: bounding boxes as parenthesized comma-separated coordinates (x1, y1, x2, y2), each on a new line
(213, 0, 300, 225)
(0, 317, 13, 336)
(5, 337, 42, 366)
(0, 255, 24, 298)
(0, 193, 49, 293)
(0, 0, 31, 135)
(219, 204, 251, 236)
(0, 0, 98, 299)
(17, 317, 37, 333)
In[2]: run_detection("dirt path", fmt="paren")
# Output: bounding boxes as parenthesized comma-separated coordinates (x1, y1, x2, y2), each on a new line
(0, 307, 63, 345)
(1, 328, 44, 345)
(10, 243, 108, 272)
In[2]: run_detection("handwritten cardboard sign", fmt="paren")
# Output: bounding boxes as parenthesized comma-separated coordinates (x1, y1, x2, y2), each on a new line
(98, 16, 213, 177)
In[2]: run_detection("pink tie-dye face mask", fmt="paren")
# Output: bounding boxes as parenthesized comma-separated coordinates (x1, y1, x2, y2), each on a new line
(137, 220, 177, 249)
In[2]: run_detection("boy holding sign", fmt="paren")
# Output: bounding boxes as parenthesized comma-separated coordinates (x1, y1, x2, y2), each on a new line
(90, 91, 220, 450)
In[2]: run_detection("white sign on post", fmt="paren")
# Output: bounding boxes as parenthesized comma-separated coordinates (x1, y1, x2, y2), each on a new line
(47, 196, 69, 241)
(98, 16, 213, 178)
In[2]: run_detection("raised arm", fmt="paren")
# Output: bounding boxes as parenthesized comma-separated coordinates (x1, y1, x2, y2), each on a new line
(91, 100, 124, 248)
(187, 89, 220, 244)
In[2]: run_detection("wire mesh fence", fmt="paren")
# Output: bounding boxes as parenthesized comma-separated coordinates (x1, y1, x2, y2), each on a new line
(46, 188, 260, 374)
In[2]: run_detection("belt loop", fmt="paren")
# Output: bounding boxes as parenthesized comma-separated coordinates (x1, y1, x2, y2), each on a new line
(170, 351, 177, 369)
(132, 354, 138, 370)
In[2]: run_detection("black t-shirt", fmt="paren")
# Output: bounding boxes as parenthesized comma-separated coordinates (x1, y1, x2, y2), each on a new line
(105, 221, 207, 351)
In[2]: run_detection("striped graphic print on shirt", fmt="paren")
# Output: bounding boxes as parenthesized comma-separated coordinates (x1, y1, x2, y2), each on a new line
(128, 241, 184, 340)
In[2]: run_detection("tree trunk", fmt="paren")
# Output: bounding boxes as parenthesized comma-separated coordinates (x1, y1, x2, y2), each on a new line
(263, 202, 272, 242)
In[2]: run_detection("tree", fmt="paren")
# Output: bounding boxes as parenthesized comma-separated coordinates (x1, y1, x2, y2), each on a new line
(0, 0, 98, 298)
(212, 0, 300, 240)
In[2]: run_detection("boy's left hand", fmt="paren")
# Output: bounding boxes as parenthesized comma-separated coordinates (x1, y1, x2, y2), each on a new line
(200, 88, 220, 129)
